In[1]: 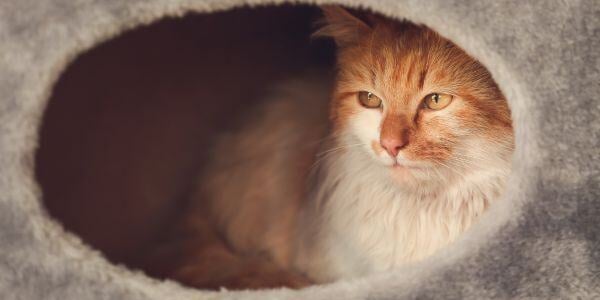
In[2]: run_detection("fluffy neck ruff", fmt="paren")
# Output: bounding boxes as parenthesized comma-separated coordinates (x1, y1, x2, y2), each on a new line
(296, 136, 510, 282)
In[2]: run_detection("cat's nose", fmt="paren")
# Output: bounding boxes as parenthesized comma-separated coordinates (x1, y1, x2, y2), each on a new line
(380, 137, 407, 157)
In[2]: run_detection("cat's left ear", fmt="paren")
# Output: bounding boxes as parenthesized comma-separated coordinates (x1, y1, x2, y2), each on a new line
(313, 6, 373, 47)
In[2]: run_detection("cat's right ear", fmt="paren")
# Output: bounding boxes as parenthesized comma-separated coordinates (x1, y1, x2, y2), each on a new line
(313, 6, 372, 47)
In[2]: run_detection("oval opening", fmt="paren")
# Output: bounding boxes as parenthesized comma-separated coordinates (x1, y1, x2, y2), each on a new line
(36, 4, 514, 291)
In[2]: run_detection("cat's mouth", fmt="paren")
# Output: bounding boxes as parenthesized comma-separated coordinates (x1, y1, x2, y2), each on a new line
(385, 155, 428, 170)
(370, 142, 428, 170)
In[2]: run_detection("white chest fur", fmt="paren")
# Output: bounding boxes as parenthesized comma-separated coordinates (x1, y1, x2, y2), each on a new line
(295, 147, 508, 282)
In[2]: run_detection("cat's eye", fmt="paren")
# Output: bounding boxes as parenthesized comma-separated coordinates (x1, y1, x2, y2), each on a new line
(358, 91, 382, 108)
(424, 93, 453, 110)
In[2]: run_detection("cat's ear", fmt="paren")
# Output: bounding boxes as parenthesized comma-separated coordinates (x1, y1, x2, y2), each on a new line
(313, 6, 372, 47)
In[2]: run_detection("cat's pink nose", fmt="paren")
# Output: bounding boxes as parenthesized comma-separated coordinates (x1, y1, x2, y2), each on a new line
(380, 137, 407, 157)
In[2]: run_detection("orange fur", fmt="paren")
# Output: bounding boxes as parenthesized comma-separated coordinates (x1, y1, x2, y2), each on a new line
(146, 6, 514, 289)
(322, 6, 512, 167)
(293, 7, 514, 281)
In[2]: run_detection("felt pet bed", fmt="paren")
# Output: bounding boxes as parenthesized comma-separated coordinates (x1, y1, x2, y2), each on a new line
(0, 0, 598, 299)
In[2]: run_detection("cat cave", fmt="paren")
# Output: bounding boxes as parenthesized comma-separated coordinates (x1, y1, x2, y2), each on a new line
(1, 0, 598, 299)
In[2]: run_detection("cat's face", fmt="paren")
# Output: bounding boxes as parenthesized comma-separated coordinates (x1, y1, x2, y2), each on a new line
(319, 7, 514, 189)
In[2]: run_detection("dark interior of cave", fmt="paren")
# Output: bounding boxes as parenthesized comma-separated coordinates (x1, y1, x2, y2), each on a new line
(35, 6, 335, 275)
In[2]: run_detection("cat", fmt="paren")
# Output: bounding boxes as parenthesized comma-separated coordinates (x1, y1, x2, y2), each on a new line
(145, 6, 514, 289)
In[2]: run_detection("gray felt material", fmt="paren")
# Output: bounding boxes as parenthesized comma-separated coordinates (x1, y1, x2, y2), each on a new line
(0, 0, 598, 299)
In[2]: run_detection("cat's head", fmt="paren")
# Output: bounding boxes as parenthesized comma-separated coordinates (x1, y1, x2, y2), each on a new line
(317, 6, 514, 190)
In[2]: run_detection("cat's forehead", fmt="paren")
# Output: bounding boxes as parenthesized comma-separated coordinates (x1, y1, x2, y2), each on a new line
(364, 31, 481, 98)
(370, 33, 453, 78)
(336, 23, 494, 105)
(366, 46, 452, 101)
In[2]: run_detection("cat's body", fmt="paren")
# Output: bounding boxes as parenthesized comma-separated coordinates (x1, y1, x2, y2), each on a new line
(150, 7, 513, 289)
(186, 75, 332, 270)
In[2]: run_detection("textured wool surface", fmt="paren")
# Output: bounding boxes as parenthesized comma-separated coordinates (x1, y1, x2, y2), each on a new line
(0, 0, 598, 299)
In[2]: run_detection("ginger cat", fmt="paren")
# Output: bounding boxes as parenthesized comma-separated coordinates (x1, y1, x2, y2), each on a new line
(146, 6, 513, 289)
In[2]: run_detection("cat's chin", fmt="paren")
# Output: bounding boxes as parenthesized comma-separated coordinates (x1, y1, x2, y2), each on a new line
(375, 155, 427, 171)
(389, 163, 423, 178)
(392, 161, 427, 170)
(391, 163, 419, 171)
(377, 159, 438, 189)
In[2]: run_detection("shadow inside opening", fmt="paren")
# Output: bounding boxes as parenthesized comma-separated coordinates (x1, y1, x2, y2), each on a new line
(36, 3, 515, 291)
(36, 5, 335, 289)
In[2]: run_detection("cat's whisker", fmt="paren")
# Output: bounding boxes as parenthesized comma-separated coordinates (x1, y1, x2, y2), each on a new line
(432, 160, 468, 180)
(175, 7, 515, 288)
(446, 157, 481, 171)
(308, 131, 345, 145)
(309, 143, 367, 173)
(446, 157, 477, 168)
(206, 132, 355, 170)
(316, 143, 366, 157)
